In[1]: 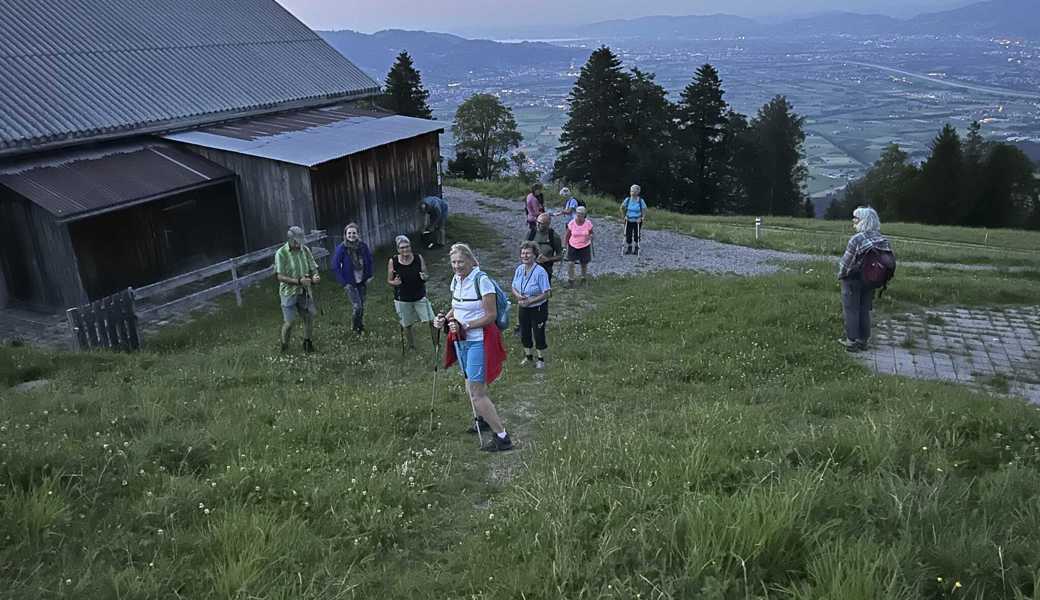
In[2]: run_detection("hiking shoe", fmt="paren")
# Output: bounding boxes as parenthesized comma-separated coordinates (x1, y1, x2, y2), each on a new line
(280, 341, 289, 353)
(467, 417, 493, 434)
(837, 337, 858, 349)
(535, 359, 545, 370)
(634, 246, 640, 255)
(480, 433, 514, 452)
(624, 246, 632, 255)
(520, 356, 533, 367)
(302, 339, 315, 353)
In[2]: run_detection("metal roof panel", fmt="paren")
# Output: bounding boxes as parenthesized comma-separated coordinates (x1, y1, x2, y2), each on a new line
(164, 107, 444, 167)
(0, 0, 379, 156)
(0, 142, 234, 221)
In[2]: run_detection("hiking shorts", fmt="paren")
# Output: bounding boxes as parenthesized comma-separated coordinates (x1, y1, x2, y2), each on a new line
(567, 244, 591, 265)
(395, 298, 435, 327)
(456, 340, 486, 383)
(280, 293, 316, 322)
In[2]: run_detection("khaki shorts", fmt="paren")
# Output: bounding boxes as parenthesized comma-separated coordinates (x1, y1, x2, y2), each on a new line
(395, 298, 435, 327)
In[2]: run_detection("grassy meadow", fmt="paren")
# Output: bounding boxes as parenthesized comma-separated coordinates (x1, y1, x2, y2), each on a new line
(3, 215, 1040, 598)
(448, 178, 1040, 268)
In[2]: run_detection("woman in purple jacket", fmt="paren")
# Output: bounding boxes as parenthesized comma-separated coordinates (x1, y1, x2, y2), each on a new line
(332, 223, 374, 333)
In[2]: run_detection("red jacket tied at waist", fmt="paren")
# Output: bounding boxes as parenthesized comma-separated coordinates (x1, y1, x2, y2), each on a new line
(443, 325, 507, 385)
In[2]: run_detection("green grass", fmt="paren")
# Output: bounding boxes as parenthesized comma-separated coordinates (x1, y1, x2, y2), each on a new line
(4, 216, 1040, 598)
(448, 177, 1040, 268)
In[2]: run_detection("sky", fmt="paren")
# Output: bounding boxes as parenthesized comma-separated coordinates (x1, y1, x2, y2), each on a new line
(276, 0, 972, 34)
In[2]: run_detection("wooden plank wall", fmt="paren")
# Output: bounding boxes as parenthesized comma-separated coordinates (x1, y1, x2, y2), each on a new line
(182, 147, 316, 251)
(0, 191, 86, 310)
(310, 133, 441, 249)
(68, 182, 243, 301)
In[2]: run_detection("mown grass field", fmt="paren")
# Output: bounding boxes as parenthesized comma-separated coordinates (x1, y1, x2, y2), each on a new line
(3, 215, 1040, 598)
(448, 178, 1040, 268)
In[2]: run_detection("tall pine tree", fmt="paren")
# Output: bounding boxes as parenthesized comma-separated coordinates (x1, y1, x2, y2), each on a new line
(919, 124, 963, 224)
(382, 51, 433, 119)
(554, 47, 631, 198)
(677, 64, 729, 214)
(622, 69, 676, 210)
(750, 96, 807, 216)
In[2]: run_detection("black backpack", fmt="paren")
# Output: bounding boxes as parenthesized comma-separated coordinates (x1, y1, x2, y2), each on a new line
(861, 247, 896, 294)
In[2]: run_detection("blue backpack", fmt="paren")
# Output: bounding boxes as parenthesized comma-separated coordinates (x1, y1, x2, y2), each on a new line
(472, 271, 511, 330)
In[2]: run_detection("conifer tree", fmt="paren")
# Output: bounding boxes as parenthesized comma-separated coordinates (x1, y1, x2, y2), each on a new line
(382, 51, 433, 119)
(622, 69, 677, 210)
(677, 64, 729, 214)
(554, 47, 631, 198)
(750, 96, 807, 216)
(919, 124, 963, 224)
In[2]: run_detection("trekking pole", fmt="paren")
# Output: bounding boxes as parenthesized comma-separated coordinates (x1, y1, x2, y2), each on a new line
(453, 336, 483, 448)
(400, 325, 406, 357)
(428, 325, 441, 433)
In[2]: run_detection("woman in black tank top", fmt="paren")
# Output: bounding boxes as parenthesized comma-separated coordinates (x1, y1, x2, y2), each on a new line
(392, 253, 426, 302)
(388, 235, 435, 351)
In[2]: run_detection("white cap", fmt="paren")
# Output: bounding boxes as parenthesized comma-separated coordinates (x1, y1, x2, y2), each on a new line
(559, 187, 571, 196)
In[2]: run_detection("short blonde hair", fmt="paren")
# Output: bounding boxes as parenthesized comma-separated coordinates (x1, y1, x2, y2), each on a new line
(449, 243, 478, 265)
(344, 222, 360, 235)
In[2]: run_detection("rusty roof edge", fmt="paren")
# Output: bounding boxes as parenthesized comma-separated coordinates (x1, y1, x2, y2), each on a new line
(0, 89, 381, 161)
(54, 175, 237, 224)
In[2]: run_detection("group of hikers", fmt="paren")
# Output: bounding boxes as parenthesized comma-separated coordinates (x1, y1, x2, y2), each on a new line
(273, 188, 894, 453)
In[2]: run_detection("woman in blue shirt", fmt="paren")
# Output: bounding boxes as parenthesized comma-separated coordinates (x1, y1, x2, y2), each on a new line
(511, 241, 552, 369)
(620, 184, 647, 255)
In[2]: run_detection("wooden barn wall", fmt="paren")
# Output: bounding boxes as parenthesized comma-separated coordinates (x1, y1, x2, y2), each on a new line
(0, 190, 86, 310)
(179, 146, 316, 251)
(68, 182, 243, 301)
(310, 133, 441, 249)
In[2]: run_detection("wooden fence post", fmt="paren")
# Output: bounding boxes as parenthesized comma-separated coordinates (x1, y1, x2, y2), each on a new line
(66, 308, 86, 350)
(126, 288, 140, 351)
(230, 259, 243, 307)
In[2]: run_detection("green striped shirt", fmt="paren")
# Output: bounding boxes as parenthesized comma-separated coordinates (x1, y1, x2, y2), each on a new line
(274, 243, 318, 298)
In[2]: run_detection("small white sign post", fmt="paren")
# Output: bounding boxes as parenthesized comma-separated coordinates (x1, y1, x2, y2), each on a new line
(755, 217, 762, 240)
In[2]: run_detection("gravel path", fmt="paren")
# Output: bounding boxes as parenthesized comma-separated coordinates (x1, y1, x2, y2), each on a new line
(446, 187, 814, 277)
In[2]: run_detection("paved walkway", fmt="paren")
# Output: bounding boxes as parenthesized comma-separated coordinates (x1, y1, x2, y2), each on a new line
(858, 305, 1040, 403)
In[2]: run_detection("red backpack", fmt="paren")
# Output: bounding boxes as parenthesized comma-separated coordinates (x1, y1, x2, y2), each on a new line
(861, 247, 896, 294)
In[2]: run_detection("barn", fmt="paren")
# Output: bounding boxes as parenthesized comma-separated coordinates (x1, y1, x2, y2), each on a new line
(0, 0, 442, 312)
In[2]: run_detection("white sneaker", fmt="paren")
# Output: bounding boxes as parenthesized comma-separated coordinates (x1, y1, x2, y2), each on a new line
(535, 360, 545, 369)
(520, 357, 532, 367)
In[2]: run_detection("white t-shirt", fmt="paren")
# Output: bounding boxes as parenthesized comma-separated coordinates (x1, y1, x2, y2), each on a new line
(450, 269, 496, 342)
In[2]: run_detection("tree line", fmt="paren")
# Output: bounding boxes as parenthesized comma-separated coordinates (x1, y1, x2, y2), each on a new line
(553, 47, 810, 217)
(826, 122, 1040, 230)
(380, 48, 1039, 229)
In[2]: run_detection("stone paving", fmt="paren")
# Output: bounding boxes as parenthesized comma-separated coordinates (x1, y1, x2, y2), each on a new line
(858, 305, 1040, 404)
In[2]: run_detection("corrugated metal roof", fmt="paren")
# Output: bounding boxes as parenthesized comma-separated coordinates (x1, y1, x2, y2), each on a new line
(0, 142, 234, 222)
(164, 105, 444, 167)
(0, 0, 380, 157)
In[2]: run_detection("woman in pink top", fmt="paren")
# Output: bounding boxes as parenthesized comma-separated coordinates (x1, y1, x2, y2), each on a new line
(525, 182, 544, 239)
(564, 206, 594, 287)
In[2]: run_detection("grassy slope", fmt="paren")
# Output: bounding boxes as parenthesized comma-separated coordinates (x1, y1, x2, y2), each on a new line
(448, 178, 1040, 268)
(3, 216, 1040, 598)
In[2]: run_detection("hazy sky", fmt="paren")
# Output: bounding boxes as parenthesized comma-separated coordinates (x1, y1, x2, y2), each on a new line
(277, 0, 972, 34)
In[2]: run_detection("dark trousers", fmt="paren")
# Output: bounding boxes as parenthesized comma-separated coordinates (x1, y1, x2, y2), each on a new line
(625, 221, 642, 245)
(526, 221, 537, 240)
(841, 278, 874, 342)
(519, 302, 548, 351)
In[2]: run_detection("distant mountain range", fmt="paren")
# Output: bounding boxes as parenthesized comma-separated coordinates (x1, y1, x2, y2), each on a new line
(580, 0, 1040, 38)
(318, 29, 588, 82)
(318, 0, 1038, 84)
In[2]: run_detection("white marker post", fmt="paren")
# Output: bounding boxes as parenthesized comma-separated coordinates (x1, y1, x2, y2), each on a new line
(755, 217, 762, 240)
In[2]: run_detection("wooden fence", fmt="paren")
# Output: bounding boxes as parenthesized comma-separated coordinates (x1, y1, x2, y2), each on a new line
(66, 231, 329, 351)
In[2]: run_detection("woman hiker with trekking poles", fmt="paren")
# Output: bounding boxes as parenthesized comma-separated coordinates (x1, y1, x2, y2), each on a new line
(387, 234, 436, 353)
(433, 243, 514, 452)
(621, 184, 647, 255)
(332, 223, 374, 334)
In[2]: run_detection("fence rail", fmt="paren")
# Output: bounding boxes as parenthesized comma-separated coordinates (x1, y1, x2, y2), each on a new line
(66, 231, 329, 351)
